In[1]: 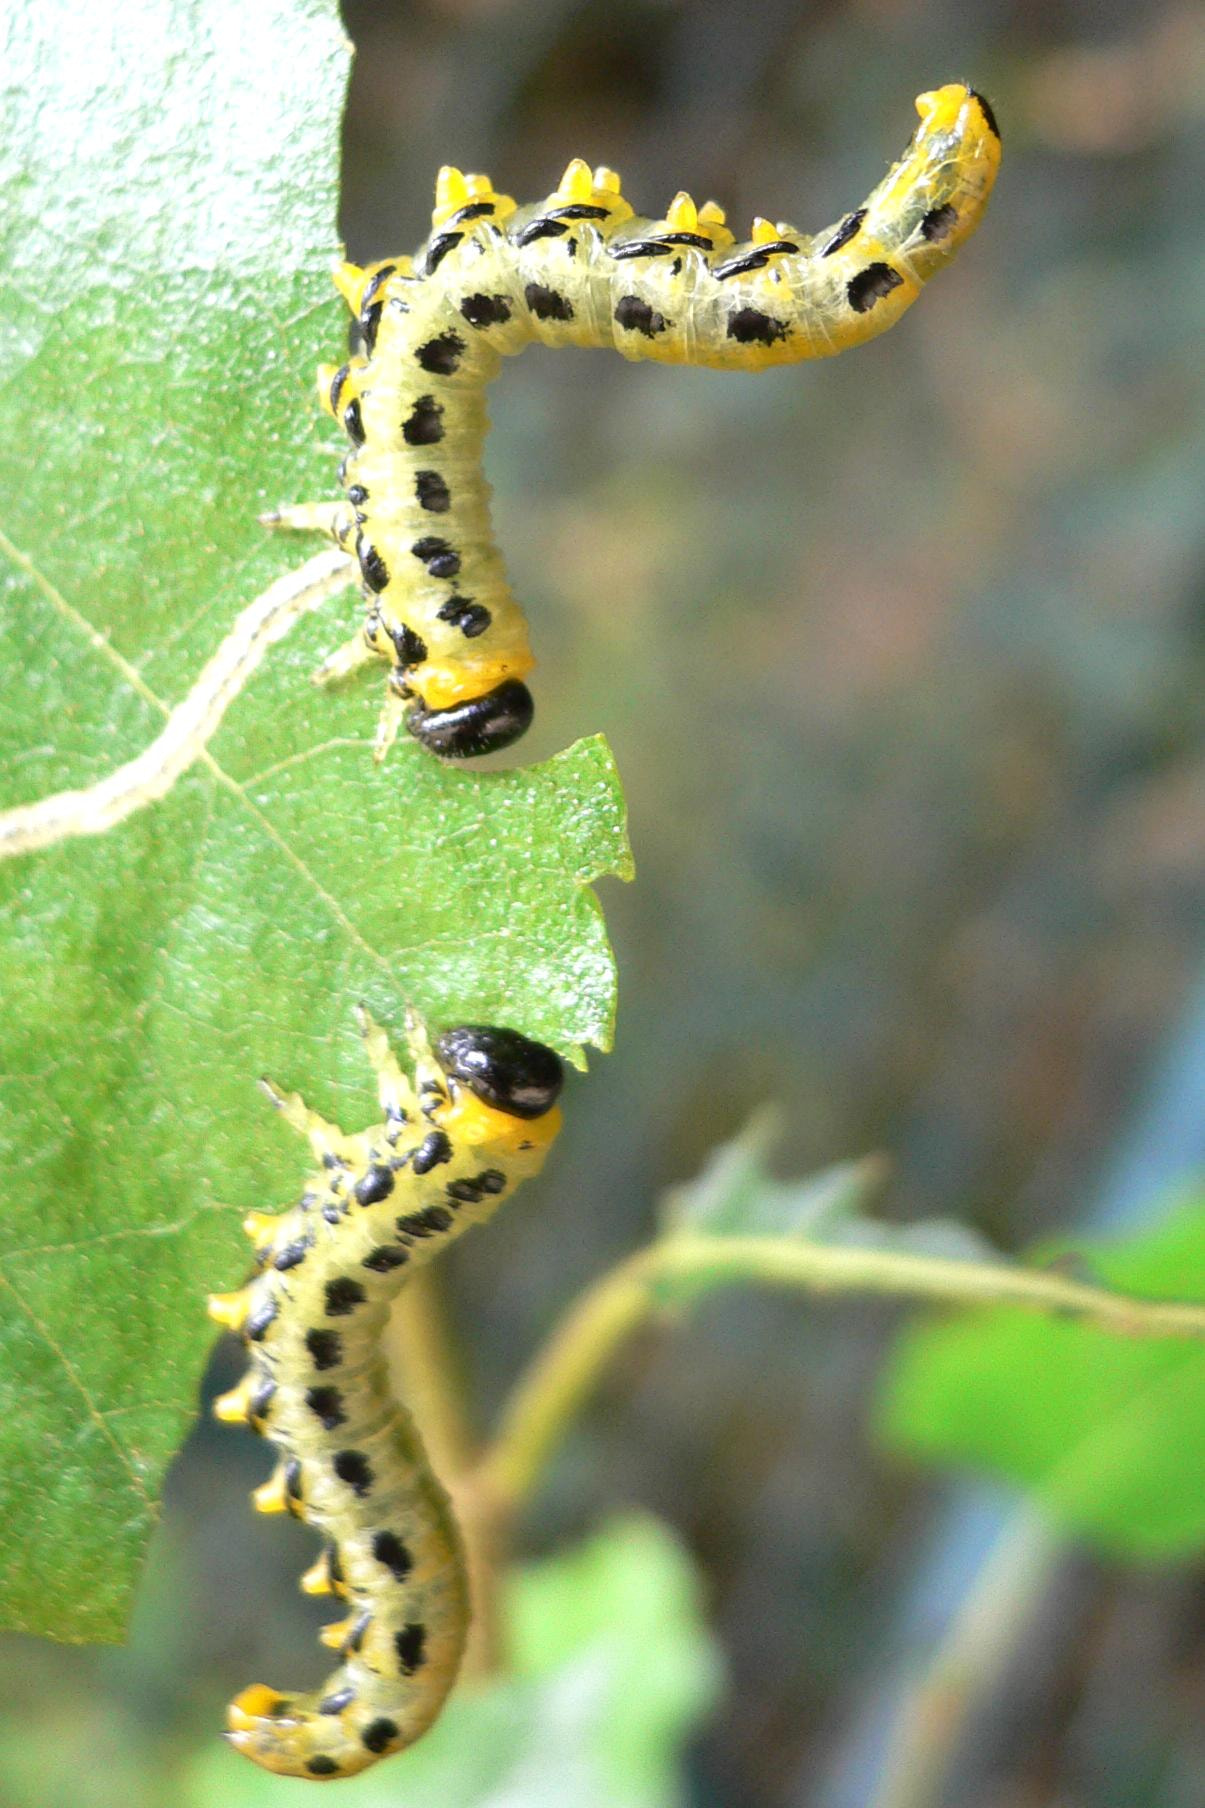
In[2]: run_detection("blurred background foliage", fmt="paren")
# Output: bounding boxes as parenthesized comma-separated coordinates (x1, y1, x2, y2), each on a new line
(2, 1, 1203, 1804)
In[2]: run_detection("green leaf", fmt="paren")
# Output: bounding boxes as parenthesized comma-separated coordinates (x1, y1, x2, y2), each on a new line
(660, 1109, 879, 1238)
(0, 0, 630, 1642)
(184, 1515, 721, 1807)
(654, 1114, 999, 1306)
(877, 1197, 1205, 1559)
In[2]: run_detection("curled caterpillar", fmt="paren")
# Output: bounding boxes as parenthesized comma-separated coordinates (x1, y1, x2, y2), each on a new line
(206, 1006, 563, 1779)
(267, 82, 1000, 762)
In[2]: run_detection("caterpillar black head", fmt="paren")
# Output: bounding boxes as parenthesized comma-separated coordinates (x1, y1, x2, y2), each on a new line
(406, 680, 534, 759)
(435, 1025, 563, 1119)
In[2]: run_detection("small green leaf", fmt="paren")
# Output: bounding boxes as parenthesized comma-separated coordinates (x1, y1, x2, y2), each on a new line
(659, 1109, 876, 1238)
(184, 1516, 721, 1807)
(654, 1114, 997, 1306)
(877, 1197, 1205, 1559)
(0, 0, 629, 1642)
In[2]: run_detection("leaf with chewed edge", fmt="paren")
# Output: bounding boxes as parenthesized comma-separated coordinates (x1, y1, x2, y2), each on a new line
(0, 0, 630, 1643)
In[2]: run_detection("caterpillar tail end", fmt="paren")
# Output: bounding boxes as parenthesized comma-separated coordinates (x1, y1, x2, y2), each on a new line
(224, 1687, 370, 1781)
(225, 1682, 409, 1780)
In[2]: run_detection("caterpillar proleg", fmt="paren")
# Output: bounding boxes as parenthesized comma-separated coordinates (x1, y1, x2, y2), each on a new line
(269, 82, 1000, 761)
(207, 1007, 563, 1779)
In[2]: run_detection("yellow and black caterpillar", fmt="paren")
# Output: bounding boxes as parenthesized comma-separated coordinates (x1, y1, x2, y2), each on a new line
(206, 1008, 563, 1779)
(269, 83, 1000, 760)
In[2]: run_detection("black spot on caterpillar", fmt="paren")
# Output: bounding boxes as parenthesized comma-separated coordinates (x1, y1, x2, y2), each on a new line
(415, 469, 451, 513)
(846, 261, 905, 314)
(726, 306, 790, 346)
(614, 293, 666, 338)
(263, 83, 999, 765)
(207, 1006, 564, 1779)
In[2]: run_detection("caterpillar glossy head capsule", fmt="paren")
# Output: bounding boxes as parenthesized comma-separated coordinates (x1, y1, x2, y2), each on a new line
(207, 1006, 563, 1778)
(264, 83, 999, 762)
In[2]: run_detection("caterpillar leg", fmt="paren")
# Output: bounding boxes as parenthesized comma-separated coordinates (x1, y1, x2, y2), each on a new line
(313, 629, 378, 690)
(373, 693, 407, 764)
(259, 1077, 353, 1164)
(299, 1546, 348, 1599)
(261, 501, 354, 547)
(402, 1005, 444, 1096)
(355, 1005, 416, 1122)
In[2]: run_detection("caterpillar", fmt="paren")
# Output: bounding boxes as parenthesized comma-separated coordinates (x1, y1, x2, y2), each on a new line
(267, 82, 1000, 762)
(206, 1005, 563, 1779)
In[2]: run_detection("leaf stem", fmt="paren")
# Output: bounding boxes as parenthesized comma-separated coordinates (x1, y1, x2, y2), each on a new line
(388, 1268, 477, 1480)
(387, 1272, 504, 1674)
(868, 1505, 1063, 1808)
(478, 1232, 1205, 1515)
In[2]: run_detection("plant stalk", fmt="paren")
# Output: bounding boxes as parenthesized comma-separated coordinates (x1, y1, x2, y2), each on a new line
(478, 1232, 1205, 1516)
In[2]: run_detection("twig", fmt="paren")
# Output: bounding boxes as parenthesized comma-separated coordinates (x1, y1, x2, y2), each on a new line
(478, 1233, 1205, 1515)
(868, 1506, 1062, 1808)
(386, 1269, 477, 1483)
(0, 548, 354, 858)
(385, 1271, 505, 1677)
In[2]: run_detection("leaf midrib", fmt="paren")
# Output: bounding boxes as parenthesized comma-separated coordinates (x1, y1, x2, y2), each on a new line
(0, 516, 403, 973)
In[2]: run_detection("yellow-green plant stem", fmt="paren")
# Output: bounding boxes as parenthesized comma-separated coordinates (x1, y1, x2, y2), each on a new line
(388, 1269, 477, 1481)
(386, 1272, 504, 1674)
(385, 1226, 1204, 1687)
(869, 1505, 1062, 1808)
(477, 1234, 1205, 1516)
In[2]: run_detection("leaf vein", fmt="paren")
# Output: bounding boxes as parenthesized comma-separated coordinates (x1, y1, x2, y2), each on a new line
(0, 1268, 154, 1508)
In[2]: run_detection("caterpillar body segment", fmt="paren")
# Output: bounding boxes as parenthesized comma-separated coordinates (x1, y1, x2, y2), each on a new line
(208, 1009, 564, 1779)
(270, 82, 999, 760)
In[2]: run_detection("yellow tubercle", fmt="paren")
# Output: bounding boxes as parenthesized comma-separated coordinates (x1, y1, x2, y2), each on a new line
(252, 1470, 289, 1516)
(698, 199, 726, 228)
(242, 1209, 278, 1250)
(331, 259, 366, 312)
(315, 362, 341, 419)
(434, 164, 470, 216)
(213, 1376, 256, 1425)
(557, 156, 595, 203)
(228, 1684, 288, 1731)
(431, 167, 515, 228)
(751, 216, 779, 244)
(666, 191, 698, 232)
(332, 256, 411, 313)
(319, 1614, 357, 1651)
(545, 156, 631, 220)
(207, 1289, 249, 1332)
